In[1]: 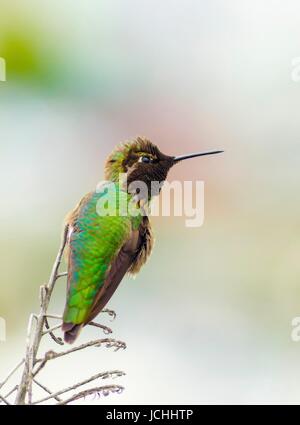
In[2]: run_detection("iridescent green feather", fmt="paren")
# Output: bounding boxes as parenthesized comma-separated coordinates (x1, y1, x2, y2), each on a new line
(63, 183, 142, 325)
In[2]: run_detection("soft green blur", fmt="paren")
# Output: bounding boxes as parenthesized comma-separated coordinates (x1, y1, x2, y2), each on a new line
(1, 0, 300, 404)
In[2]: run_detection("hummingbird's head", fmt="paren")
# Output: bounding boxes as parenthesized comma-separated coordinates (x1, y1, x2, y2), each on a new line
(105, 137, 174, 187)
(105, 136, 223, 197)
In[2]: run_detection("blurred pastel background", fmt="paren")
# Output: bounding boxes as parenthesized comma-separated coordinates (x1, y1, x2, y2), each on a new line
(1, 0, 300, 404)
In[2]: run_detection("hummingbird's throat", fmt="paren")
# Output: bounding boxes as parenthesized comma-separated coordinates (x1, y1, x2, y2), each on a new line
(135, 197, 151, 216)
(119, 171, 161, 200)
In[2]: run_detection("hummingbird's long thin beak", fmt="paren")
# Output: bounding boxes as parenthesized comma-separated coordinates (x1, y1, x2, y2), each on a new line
(174, 150, 224, 163)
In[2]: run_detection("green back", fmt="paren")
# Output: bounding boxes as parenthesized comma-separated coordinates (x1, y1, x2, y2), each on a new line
(63, 183, 142, 324)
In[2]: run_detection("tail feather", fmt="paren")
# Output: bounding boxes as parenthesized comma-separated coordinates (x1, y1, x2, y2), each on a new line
(62, 322, 83, 344)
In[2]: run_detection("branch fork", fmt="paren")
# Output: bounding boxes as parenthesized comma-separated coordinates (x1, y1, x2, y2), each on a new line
(0, 226, 126, 405)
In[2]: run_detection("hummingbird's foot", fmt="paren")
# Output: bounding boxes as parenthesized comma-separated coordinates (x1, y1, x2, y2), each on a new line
(44, 317, 64, 346)
(100, 309, 117, 321)
(41, 314, 64, 345)
(88, 321, 113, 335)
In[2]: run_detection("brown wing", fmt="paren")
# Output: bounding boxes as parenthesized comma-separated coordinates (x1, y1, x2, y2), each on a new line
(128, 216, 154, 275)
(85, 216, 153, 324)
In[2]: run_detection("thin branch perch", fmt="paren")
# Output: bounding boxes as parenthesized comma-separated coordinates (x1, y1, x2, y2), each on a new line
(0, 359, 24, 390)
(33, 379, 63, 403)
(57, 385, 124, 405)
(0, 226, 126, 405)
(32, 370, 125, 404)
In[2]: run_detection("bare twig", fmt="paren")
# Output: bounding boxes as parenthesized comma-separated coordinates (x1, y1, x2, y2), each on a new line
(1, 225, 126, 405)
(33, 370, 125, 404)
(4, 385, 18, 399)
(0, 359, 24, 390)
(57, 385, 124, 405)
(42, 323, 62, 336)
(56, 272, 68, 279)
(24, 313, 38, 405)
(43, 314, 62, 320)
(33, 338, 126, 378)
(39, 338, 126, 360)
(43, 320, 112, 337)
(15, 225, 69, 404)
(0, 394, 11, 405)
(32, 379, 62, 402)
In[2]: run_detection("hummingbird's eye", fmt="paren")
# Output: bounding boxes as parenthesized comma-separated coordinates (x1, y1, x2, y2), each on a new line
(139, 156, 152, 164)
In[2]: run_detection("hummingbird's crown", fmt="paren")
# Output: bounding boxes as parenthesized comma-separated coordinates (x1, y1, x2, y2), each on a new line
(104, 137, 169, 182)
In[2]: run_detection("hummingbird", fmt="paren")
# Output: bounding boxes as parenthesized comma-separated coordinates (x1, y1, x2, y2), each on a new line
(62, 137, 223, 343)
